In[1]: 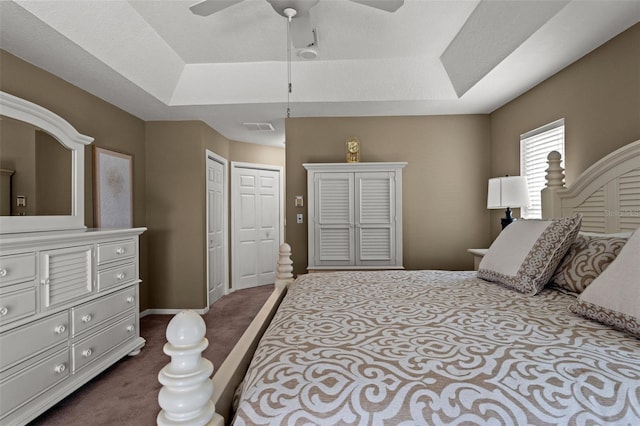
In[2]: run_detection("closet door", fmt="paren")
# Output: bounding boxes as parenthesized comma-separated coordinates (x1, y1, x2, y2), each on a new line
(232, 166, 281, 290)
(313, 172, 355, 267)
(355, 172, 396, 267)
(206, 155, 226, 305)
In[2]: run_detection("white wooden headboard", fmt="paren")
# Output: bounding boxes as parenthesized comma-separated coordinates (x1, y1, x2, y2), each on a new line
(542, 139, 640, 233)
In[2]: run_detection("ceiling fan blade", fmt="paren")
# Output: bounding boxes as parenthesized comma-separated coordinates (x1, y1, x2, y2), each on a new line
(189, 0, 245, 16)
(349, 0, 404, 13)
(290, 11, 315, 49)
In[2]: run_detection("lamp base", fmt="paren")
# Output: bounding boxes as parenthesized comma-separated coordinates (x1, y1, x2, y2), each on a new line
(501, 207, 516, 229)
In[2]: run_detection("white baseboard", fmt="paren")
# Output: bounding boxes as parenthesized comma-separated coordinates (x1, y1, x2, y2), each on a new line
(140, 306, 210, 318)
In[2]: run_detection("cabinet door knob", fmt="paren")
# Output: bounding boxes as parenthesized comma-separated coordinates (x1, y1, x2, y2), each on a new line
(0, 267, 7, 278)
(0, 306, 8, 316)
(81, 314, 92, 323)
(126, 296, 135, 304)
(82, 348, 93, 358)
(116, 272, 126, 280)
(54, 324, 66, 334)
(54, 363, 67, 374)
(116, 247, 125, 255)
(41, 278, 50, 286)
(126, 325, 135, 333)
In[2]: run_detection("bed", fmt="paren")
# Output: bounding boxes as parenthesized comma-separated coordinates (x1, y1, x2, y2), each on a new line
(157, 140, 640, 425)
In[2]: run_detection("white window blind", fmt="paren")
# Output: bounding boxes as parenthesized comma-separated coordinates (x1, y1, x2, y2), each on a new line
(520, 119, 565, 218)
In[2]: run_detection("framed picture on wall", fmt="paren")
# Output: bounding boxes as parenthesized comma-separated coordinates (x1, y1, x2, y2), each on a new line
(93, 147, 133, 228)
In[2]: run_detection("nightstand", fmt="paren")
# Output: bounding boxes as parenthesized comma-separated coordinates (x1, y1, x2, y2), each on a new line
(467, 248, 488, 270)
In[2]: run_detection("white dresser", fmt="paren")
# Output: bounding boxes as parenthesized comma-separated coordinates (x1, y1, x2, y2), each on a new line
(304, 162, 406, 270)
(0, 227, 146, 425)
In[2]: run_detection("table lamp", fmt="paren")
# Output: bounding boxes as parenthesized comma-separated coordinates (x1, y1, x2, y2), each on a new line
(487, 176, 530, 229)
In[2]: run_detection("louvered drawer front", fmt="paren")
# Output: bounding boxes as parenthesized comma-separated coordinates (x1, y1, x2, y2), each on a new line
(0, 349, 69, 419)
(0, 311, 69, 370)
(0, 287, 36, 326)
(0, 252, 36, 288)
(97, 262, 136, 291)
(72, 287, 136, 336)
(41, 246, 93, 309)
(72, 313, 136, 372)
(97, 239, 136, 265)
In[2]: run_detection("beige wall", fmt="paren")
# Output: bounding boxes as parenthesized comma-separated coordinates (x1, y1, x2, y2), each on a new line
(489, 23, 640, 239)
(145, 122, 285, 309)
(230, 140, 286, 166)
(0, 50, 150, 308)
(285, 115, 491, 274)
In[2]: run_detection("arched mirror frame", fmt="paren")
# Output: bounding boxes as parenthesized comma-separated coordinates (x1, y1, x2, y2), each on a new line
(0, 91, 94, 234)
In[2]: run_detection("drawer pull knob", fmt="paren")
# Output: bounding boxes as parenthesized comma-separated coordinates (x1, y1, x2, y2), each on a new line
(126, 325, 135, 333)
(117, 272, 126, 280)
(0, 267, 7, 277)
(126, 296, 135, 304)
(54, 324, 66, 334)
(0, 306, 8, 316)
(81, 314, 92, 323)
(116, 247, 125, 255)
(82, 349, 92, 358)
(54, 363, 67, 374)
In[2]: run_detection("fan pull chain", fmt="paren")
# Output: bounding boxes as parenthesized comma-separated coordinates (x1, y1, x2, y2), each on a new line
(286, 14, 292, 118)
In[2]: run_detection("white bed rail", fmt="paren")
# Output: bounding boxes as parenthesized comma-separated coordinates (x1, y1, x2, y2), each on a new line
(157, 243, 294, 425)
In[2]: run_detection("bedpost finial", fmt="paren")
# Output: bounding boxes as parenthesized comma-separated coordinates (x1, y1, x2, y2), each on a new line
(545, 150, 565, 188)
(166, 310, 206, 347)
(158, 310, 219, 425)
(276, 243, 294, 289)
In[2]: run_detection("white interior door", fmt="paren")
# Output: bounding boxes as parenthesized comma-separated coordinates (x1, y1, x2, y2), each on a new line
(232, 163, 282, 290)
(206, 151, 228, 306)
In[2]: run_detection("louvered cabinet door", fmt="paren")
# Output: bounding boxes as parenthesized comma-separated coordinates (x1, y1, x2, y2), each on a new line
(314, 172, 355, 266)
(40, 245, 93, 309)
(355, 172, 396, 266)
(305, 162, 406, 270)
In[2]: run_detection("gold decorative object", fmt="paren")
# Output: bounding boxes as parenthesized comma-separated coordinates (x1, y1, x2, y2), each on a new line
(346, 137, 360, 163)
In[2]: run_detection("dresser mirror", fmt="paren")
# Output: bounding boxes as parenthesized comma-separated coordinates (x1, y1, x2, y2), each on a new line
(0, 91, 94, 234)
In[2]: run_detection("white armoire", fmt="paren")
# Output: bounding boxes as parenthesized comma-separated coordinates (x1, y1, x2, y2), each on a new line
(304, 162, 407, 270)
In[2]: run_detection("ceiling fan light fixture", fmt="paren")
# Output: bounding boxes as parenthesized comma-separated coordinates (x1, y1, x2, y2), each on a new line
(267, 0, 320, 17)
(283, 7, 297, 19)
(298, 48, 318, 60)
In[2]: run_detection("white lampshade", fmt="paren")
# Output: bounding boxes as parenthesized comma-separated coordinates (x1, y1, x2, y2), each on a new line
(487, 176, 530, 209)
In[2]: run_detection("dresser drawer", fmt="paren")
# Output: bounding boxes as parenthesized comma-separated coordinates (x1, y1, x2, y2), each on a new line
(97, 262, 136, 291)
(72, 287, 136, 336)
(0, 311, 69, 370)
(0, 252, 36, 287)
(0, 349, 69, 419)
(97, 239, 136, 266)
(0, 287, 36, 326)
(72, 314, 136, 372)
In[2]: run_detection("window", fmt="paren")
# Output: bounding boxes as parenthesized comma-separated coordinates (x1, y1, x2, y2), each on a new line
(520, 119, 565, 218)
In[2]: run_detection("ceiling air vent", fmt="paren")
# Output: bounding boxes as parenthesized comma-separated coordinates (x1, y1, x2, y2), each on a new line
(243, 122, 275, 131)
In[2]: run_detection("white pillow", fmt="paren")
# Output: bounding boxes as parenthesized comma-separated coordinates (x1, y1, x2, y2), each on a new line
(478, 214, 582, 295)
(570, 228, 640, 338)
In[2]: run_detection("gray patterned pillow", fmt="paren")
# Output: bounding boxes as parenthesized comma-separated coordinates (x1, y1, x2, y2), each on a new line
(478, 214, 582, 295)
(570, 229, 640, 338)
(551, 234, 628, 293)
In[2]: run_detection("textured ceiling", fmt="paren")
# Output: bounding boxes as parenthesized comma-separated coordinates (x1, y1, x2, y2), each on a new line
(1, 0, 639, 146)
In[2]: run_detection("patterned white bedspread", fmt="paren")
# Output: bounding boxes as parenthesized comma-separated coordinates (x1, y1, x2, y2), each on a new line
(233, 271, 640, 425)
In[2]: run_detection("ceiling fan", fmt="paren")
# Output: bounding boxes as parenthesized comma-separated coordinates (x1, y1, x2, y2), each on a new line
(189, 0, 405, 48)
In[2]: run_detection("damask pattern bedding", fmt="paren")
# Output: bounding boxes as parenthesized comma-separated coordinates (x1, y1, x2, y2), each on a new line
(233, 271, 640, 425)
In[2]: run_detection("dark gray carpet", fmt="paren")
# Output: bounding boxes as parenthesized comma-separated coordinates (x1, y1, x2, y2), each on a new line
(29, 284, 274, 426)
